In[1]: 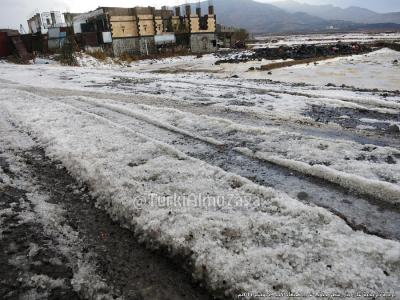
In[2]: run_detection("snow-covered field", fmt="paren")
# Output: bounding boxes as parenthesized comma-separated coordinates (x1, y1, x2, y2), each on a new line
(251, 32, 400, 48)
(1, 41, 400, 298)
(259, 48, 400, 90)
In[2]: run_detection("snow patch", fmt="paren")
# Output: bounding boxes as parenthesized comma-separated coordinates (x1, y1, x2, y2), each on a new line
(1, 88, 399, 297)
(238, 148, 400, 204)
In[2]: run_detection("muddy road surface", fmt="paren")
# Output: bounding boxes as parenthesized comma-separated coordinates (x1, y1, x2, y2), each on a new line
(0, 128, 214, 300)
(0, 61, 399, 299)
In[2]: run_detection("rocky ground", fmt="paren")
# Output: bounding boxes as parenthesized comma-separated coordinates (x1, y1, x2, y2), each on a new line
(215, 42, 375, 65)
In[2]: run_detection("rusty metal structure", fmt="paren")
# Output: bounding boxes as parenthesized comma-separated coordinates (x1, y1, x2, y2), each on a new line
(0, 29, 31, 60)
(0, 31, 12, 57)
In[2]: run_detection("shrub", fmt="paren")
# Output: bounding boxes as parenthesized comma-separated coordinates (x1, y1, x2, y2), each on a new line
(87, 50, 108, 61)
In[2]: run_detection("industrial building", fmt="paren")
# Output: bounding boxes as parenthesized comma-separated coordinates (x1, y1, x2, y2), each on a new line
(27, 11, 66, 34)
(8, 3, 218, 59)
(71, 4, 217, 55)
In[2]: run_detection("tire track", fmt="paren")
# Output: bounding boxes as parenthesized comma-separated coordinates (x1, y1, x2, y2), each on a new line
(0, 120, 214, 300)
(2, 81, 397, 148)
(52, 95, 400, 241)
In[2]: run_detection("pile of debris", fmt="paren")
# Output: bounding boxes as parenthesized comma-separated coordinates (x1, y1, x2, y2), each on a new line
(215, 43, 373, 65)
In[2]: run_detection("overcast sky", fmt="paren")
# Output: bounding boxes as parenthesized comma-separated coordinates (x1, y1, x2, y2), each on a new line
(1, 0, 399, 30)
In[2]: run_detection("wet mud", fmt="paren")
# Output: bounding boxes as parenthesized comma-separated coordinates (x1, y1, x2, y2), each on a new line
(56, 99, 400, 241)
(0, 146, 214, 300)
(0, 173, 80, 299)
(305, 104, 400, 134)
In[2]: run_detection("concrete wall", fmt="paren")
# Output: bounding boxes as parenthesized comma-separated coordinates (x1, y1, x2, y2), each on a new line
(137, 15, 155, 36)
(190, 33, 217, 53)
(28, 14, 41, 34)
(139, 36, 156, 55)
(190, 16, 200, 32)
(110, 16, 138, 38)
(171, 17, 180, 32)
(190, 15, 216, 33)
(207, 15, 216, 33)
(104, 7, 134, 16)
(171, 16, 190, 34)
(154, 17, 164, 35)
(112, 36, 157, 56)
(112, 37, 140, 56)
(134, 7, 154, 15)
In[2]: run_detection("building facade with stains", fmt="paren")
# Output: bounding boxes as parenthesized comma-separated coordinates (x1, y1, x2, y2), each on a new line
(28, 12, 65, 35)
(71, 5, 217, 55)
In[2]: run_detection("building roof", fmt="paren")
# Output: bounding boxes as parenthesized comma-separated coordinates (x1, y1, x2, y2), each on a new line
(0, 29, 19, 36)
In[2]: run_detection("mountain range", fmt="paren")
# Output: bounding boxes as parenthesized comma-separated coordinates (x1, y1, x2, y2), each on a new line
(192, 0, 400, 33)
(273, 0, 400, 24)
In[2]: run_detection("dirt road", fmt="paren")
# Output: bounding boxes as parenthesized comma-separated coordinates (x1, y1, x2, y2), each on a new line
(1, 57, 399, 298)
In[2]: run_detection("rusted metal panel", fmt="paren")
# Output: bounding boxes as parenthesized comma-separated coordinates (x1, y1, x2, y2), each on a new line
(10, 35, 30, 59)
(21, 34, 47, 53)
(0, 32, 11, 57)
(20, 34, 33, 52)
(82, 32, 99, 47)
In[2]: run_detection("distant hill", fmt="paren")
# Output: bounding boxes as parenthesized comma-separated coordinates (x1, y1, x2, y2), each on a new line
(190, 0, 331, 33)
(379, 12, 400, 24)
(189, 0, 400, 33)
(273, 0, 400, 24)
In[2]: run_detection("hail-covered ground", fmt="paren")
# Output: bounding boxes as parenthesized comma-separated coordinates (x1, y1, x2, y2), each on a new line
(1, 33, 400, 299)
